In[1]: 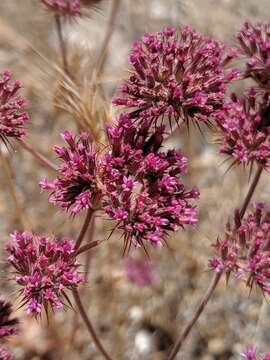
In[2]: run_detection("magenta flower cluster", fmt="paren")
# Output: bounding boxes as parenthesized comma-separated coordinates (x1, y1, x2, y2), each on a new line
(40, 0, 81, 16)
(0, 299, 18, 360)
(0, 69, 28, 145)
(237, 21, 270, 89)
(209, 203, 270, 294)
(6, 231, 83, 316)
(40, 131, 100, 215)
(215, 89, 270, 168)
(241, 347, 270, 360)
(101, 115, 199, 249)
(113, 26, 238, 128)
(123, 256, 156, 286)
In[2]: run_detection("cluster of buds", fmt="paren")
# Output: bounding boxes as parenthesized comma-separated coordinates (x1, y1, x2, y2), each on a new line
(215, 89, 270, 168)
(40, 131, 101, 215)
(6, 231, 83, 316)
(209, 204, 270, 295)
(241, 347, 270, 360)
(113, 26, 238, 128)
(101, 114, 199, 250)
(237, 22, 270, 89)
(0, 299, 18, 359)
(0, 69, 28, 146)
(40, 0, 102, 17)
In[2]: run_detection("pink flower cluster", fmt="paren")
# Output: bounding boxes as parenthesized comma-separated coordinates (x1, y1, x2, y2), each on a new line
(6, 231, 83, 316)
(237, 21, 270, 89)
(0, 299, 18, 360)
(113, 26, 238, 128)
(40, 131, 100, 215)
(40, 0, 81, 16)
(209, 203, 270, 294)
(215, 89, 270, 168)
(101, 114, 199, 249)
(241, 347, 270, 360)
(123, 257, 156, 286)
(0, 69, 28, 145)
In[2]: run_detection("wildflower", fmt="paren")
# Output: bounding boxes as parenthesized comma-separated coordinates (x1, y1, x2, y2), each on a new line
(40, 131, 101, 215)
(237, 21, 270, 89)
(215, 89, 270, 168)
(241, 347, 270, 360)
(0, 300, 18, 360)
(123, 257, 157, 286)
(113, 26, 238, 129)
(101, 115, 199, 250)
(40, 0, 81, 16)
(209, 203, 270, 295)
(6, 231, 83, 316)
(0, 69, 28, 145)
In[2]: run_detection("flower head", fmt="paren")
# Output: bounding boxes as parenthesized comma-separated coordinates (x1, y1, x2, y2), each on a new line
(40, 0, 81, 16)
(123, 257, 157, 286)
(0, 69, 28, 145)
(6, 231, 83, 316)
(215, 89, 270, 168)
(0, 300, 18, 360)
(40, 131, 101, 215)
(241, 347, 270, 360)
(113, 26, 238, 129)
(209, 203, 270, 295)
(237, 22, 270, 89)
(101, 115, 199, 250)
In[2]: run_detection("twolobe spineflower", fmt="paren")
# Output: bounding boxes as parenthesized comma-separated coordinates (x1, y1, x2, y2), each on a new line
(237, 21, 270, 89)
(0, 69, 28, 145)
(123, 257, 156, 286)
(241, 346, 270, 360)
(6, 231, 83, 316)
(101, 114, 199, 251)
(0, 299, 18, 360)
(209, 203, 270, 295)
(113, 26, 238, 129)
(40, 131, 101, 215)
(40, 0, 81, 16)
(215, 89, 270, 168)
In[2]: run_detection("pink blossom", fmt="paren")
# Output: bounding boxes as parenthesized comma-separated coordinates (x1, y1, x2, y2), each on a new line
(241, 347, 270, 360)
(0, 300, 18, 360)
(40, 131, 101, 215)
(0, 69, 28, 145)
(40, 0, 81, 16)
(123, 257, 156, 286)
(113, 26, 238, 128)
(215, 89, 270, 168)
(101, 115, 199, 250)
(6, 231, 83, 316)
(237, 22, 270, 89)
(209, 204, 270, 295)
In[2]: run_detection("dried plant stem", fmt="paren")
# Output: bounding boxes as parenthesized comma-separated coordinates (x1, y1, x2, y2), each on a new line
(75, 208, 94, 250)
(19, 139, 57, 172)
(0, 151, 29, 229)
(72, 289, 113, 360)
(168, 163, 264, 360)
(95, 0, 121, 78)
(55, 14, 69, 76)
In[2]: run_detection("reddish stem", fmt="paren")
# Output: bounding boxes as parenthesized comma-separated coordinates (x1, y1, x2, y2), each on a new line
(55, 14, 69, 76)
(72, 289, 113, 360)
(168, 164, 264, 359)
(75, 208, 94, 250)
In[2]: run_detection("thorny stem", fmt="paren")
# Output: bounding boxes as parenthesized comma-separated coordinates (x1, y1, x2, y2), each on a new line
(18, 139, 58, 172)
(72, 289, 113, 360)
(55, 14, 69, 76)
(168, 163, 264, 360)
(75, 208, 94, 251)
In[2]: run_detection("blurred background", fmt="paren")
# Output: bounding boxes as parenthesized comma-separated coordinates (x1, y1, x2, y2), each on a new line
(0, 0, 270, 359)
